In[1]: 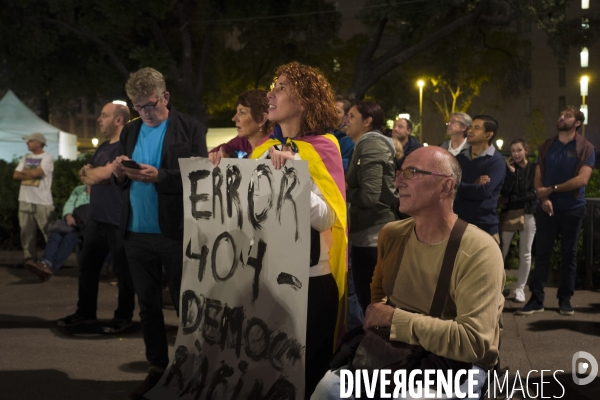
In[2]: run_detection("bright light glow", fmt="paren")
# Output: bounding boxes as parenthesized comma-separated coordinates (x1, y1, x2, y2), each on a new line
(582, 0, 589, 10)
(423, 143, 428, 147)
(398, 113, 410, 120)
(581, 47, 589, 68)
(581, 104, 589, 125)
(92, 138, 99, 147)
(417, 80, 425, 88)
(386, 119, 394, 129)
(581, 76, 589, 96)
(496, 139, 504, 150)
(112, 100, 127, 106)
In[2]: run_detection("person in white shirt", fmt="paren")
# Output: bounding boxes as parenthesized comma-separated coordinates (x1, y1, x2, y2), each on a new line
(440, 112, 472, 156)
(13, 132, 55, 263)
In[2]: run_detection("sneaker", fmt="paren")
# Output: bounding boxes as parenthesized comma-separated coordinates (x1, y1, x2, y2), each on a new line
(102, 318, 132, 334)
(56, 313, 98, 327)
(514, 288, 526, 303)
(515, 298, 544, 315)
(559, 298, 574, 316)
(24, 260, 52, 282)
(129, 369, 164, 400)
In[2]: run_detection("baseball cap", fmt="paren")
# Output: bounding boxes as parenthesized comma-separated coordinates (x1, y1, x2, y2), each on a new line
(23, 133, 47, 144)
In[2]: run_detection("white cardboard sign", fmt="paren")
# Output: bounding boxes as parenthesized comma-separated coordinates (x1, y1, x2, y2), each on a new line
(147, 158, 310, 400)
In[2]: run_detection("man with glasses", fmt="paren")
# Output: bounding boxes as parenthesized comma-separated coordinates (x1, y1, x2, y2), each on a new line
(312, 146, 504, 399)
(111, 67, 208, 399)
(440, 112, 472, 156)
(453, 115, 506, 243)
(517, 106, 594, 316)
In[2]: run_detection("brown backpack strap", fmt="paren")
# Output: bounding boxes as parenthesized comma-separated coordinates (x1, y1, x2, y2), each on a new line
(429, 218, 468, 318)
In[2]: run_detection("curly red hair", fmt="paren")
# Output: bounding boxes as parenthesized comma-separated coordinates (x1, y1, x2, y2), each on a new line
(273, 62, 338, 136)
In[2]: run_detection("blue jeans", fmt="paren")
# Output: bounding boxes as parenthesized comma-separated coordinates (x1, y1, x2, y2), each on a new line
(124, 232, 183, 369)
(41, 231, 82, 273)
(529, 206, 585, 303)
(76, 220, 135, 321)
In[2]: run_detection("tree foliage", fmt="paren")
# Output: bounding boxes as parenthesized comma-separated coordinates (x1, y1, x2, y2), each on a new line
(0, 0, 342, 127)
(343, 0, 599, 101)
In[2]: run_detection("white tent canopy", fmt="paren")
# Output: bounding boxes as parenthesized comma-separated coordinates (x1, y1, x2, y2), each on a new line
(0, 90, 77, 162)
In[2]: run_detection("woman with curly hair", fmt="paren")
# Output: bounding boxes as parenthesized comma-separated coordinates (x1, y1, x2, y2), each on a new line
(251, 61, 347, 399)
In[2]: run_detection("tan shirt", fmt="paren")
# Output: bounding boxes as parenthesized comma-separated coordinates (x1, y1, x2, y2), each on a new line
(370, 218, 505, 369)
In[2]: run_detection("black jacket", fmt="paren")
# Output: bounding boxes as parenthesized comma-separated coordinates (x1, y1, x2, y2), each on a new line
(500, 162, 538, 214)
(116, 106, 208, 240)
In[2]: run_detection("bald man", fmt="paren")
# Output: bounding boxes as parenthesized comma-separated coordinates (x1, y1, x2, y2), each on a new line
(57, 102, 136, 335)
(313, 147, 504, 399)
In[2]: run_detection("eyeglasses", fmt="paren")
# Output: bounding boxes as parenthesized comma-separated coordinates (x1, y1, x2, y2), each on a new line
(397, 167, 452, 180)
(133, 97, 162, 112)
(446, 119, 463, 126)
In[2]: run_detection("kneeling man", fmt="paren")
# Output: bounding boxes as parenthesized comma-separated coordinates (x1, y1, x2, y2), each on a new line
(313, 146, 504, 399)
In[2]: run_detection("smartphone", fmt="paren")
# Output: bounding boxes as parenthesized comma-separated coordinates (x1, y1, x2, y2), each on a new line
(121, 159, 142, 169)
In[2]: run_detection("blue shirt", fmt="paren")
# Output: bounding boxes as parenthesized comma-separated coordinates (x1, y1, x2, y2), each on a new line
(128, 119, 169, 233)
(454, 145, 506, 235)
(542, 138, 595, 211)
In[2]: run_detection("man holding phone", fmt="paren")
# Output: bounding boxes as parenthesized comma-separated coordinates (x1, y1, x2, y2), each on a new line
(111, 67, 207, 400)
(56, 101, 136, 334)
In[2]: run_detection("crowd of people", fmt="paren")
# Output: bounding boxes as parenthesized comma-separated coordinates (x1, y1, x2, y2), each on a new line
(12, 62, 595, 399)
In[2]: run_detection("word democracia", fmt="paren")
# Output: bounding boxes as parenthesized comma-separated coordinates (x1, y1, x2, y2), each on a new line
(340, 369, 566, 399)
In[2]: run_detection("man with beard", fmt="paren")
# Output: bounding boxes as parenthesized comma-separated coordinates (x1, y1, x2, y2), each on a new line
(333, 95, 354, 173)
(517, 106, 595, 316)
(56, 101, 136, 334)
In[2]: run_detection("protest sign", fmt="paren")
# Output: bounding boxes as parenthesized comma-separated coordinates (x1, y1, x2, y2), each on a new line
(147, 158, 310, 400)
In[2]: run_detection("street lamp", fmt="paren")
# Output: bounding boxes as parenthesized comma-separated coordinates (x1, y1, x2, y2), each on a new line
(92, 138, 99, 147)
(496, 139, 503, 150)
(581, 75, 589, 136)
(417, 80, 424, 143)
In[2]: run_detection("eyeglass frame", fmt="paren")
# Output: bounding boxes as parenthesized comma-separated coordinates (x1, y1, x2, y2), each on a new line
(397, 167, 453, 180)
(132, 95, 163, 112)
(446, 119, 464, 126)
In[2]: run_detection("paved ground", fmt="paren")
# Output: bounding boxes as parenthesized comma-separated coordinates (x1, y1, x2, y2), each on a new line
(0, 250, 599, 400)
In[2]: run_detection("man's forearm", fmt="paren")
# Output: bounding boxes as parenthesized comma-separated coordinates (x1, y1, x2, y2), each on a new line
(552, 174, 590, 192)
(81, 164, 112, 185)
(13, 169, 41, 180)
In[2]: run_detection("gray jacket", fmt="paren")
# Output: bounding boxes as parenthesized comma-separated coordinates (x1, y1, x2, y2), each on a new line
(346, 131, 399, 233)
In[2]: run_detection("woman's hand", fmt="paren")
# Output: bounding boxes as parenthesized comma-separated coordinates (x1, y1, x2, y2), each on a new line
(507, 157, 515, 173)
(269, 146, 295, 169)
(208, 147, 229, 167)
